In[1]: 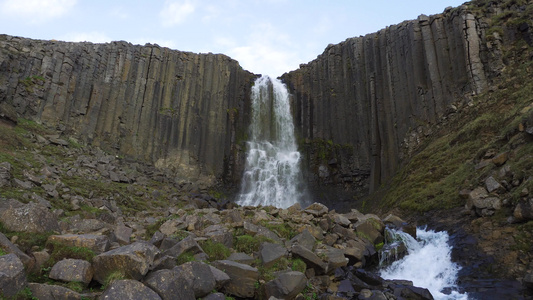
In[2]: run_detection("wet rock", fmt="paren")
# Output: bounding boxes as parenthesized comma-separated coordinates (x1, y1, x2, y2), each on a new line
(173, 261, 216, 298)
(260, 242, 288, 268)
(49, 258, 93, 285)
(100, 279, 162, 300)
(47, 234, 110, 254)
(390, 283, 434, 300)
(355, 220, 384, 245)
(0, 201, 60, 233)
(92, 241, 159, 284)
(0, 254, 26, 298)
(143, 269, 195, 300)
(28, 283, 86, 300)
(264, 271, 307, 299)
(212, 260, 259, 298)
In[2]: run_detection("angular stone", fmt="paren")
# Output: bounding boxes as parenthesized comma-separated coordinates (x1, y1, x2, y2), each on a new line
(100, 279, 162, 300)
(0, 162, 12, 187)
(304, 202, 329, 217)
(115, 224, 133, 245)
(159, 218, 185, 236)
(209, 265, 230, 290)
(264, 271, 307, 300)
(173, 261, 216, 298)
(49, 259, 93, 285)
(162, 235, 204, 258)
(491, 152, 508, 166)
(0, 201, 60, 233)
(320, 247, 348, 272)
(47, 234, 110, 254)
(355, 221, 384, 245)
(260, 242, 288, 268)
(333, 214, 351, 227)
(0, 232, 34, 268)
(291, 244, 327, 274)
(212, 260, 259, 298)
(68, 218, 111, 234)
(202, 292, 226, 300)
(227, 252, 255, 265)
(92, 241, 159, 284)
(143, 269, 195, 300)
(203, 225, 233, 248)
(289, 229, 316, 251)
(485, 176, 504, 194)
(473, 197, 502, 210)
(0, 254, 26, 298)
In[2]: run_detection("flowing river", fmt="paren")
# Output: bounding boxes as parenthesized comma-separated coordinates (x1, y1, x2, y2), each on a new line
(236, 75, 305, 208)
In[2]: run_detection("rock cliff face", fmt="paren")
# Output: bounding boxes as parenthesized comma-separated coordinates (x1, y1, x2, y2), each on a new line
(281, 5, 501, 196)
(0, 35, 256, 185)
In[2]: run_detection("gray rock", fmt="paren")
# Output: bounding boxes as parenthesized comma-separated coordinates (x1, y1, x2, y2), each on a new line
(227, 252, 255, 265)
(291, 244, 327, 274)
(162, 235, 204, 258)
(260, 242, 288, 268)
(209, 265, 230, 289)
(0, 232, 34, 268)
(49, 259, 93, 285)
(212, 260, 259, 298)
(92, 241, 159, 284)
(355, 221, 384, 245)
(28, 283, 86, 300)
(99, 279, 162, 300)
(304, 202, 329, 217)
(485, 176, 504, 193)
(0, 201, 60, 233)
(68, 218, 111, 234)
(114, 224, 133, 245)
(173, 261, 216, 298)
(0, 254, 26, 298)
(143, 269, 195, 300)
(289, 229, 316, 251)
(13, 178, 33, 189)
(264, 271, 307, 300)
(47, 234, 110, 254)
(203, 224, 233, 248)
(202, 292, 226, 300)
(0, 162, 12, 187)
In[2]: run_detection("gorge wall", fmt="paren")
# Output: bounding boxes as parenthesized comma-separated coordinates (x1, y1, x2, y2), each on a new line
(0, 35, 256, 186)
(281, 4, 502, 200)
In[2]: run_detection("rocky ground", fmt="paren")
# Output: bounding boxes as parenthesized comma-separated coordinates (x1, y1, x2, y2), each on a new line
(0, 119, 433, 299)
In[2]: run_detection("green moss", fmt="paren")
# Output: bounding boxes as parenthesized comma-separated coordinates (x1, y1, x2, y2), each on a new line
(43, 241, 96, 270)
(260, 221, 297, 240)
(0, 222, 52, 253)
(233, 234, 274, 254)
(0, 248, 7, 256)
(290, 258, 307, 273)
(176, 251, 196, 265)
(199, 240, 231, 261)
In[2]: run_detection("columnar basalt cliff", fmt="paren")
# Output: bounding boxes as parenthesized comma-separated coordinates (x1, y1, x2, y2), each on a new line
(281, 5, 501, 197)
(0, 35, 256, 185)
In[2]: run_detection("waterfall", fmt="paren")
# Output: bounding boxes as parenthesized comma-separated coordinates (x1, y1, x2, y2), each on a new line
(380, 227, 468, 300)
(236, 75, 305, 208)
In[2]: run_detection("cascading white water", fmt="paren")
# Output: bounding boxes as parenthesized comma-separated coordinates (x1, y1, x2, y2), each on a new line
(380, 227, 468, 300)
(236, 75, 304, 208)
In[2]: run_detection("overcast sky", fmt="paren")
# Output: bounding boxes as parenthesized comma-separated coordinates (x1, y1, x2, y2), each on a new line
(0, 0, 467, 76)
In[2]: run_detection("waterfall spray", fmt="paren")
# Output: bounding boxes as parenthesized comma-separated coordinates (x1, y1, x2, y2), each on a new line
(236, 75, 305, 208)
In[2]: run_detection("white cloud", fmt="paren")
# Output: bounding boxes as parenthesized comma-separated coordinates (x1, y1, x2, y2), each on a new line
(160, 0, 195, 27)
(0, 0, 76, 23)
(61, 32, 112, 43)
(223, 23, 300, 76)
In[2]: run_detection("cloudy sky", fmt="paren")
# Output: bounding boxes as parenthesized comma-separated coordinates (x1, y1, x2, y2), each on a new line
(0, 0, 466, 76)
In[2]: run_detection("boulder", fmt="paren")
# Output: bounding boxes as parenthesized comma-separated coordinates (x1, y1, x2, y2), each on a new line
(212, 260, 259, 298)
(485, 176, 504, 194)
(68, 218, 112, 234)
(0, 254, 26, 298)
(203, 224, 233, 248)
(304, 203, 329, 217)
(202, 292, 226, 300)
(260, 242, 288, 268)
(291, 244, 327, 274)
(143, 269, 195, 300)
(333, 214, 351, 227)
(514, 199, 533, 222)
(92, 241, 159, 284)
(319, 247, 348, 272)
(264, 271, 307, 300)
(114, 224, 133, 245)
(227, 252, 255, 265)
(47, 234, 110, 254)
(0, 201, 60, 233)
(162, 235, 204, 258)
(0, 232, 34, 268)
(0, 162, 12, 187)
(99, 279, 162, 300)
(159, 218, 185, 236)
(289, 230, 316, 251)
(355, 221, 384, 245)
(173, 261, 216, 298)
(28, 283, 86, 300)
(209, 265, 231, 290)
(466, 187, 488, 210)
(49, 259, 93, 285)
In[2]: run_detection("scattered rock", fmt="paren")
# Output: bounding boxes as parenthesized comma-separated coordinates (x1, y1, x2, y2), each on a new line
(100, 279, 162, 300)
(47, 234, 110, 254)
(0, 201, 60, 233)
(212, 260, 259, 298)
(173, 261, 216, 298)
(0, 254, 26, 298)
(143, 268, 195, 300)
(264, 271, 307, 299)
(260, 242, 288, 268)
(28, 282, 86, 300)
(0, 162, 12, 187)
(49, 258, 93, 285)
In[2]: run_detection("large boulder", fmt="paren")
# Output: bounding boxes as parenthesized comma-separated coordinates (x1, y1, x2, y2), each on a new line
(291, 244, 327, 274)
(99, 279, 162, 300)
(143, 269, 195, 300)
(47, 234, 110, 254)
(0, 162, 12, 187)
(0, 254, 26, 298)
(289, 230, 316, 251)
(162, 235, 204, 258)
(92, 242, 159, 284)
(264, 271, 307, 300)
(49, 259, 93, 285)
(260, 242, 288, 268)
(0, 201, 60, 233)
(0, 232, 34, 268)
(173, 261, 216, 298)
(212, 260, 259, 298)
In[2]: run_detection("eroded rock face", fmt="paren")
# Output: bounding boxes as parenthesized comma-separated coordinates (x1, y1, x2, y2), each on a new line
(281, 6, 498, 199)
(0, 35, 256, 185)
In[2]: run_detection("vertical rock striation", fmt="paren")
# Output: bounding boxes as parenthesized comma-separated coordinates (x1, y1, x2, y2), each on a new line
(281, 6, 498, 196)
(0, 35, 256, 184)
